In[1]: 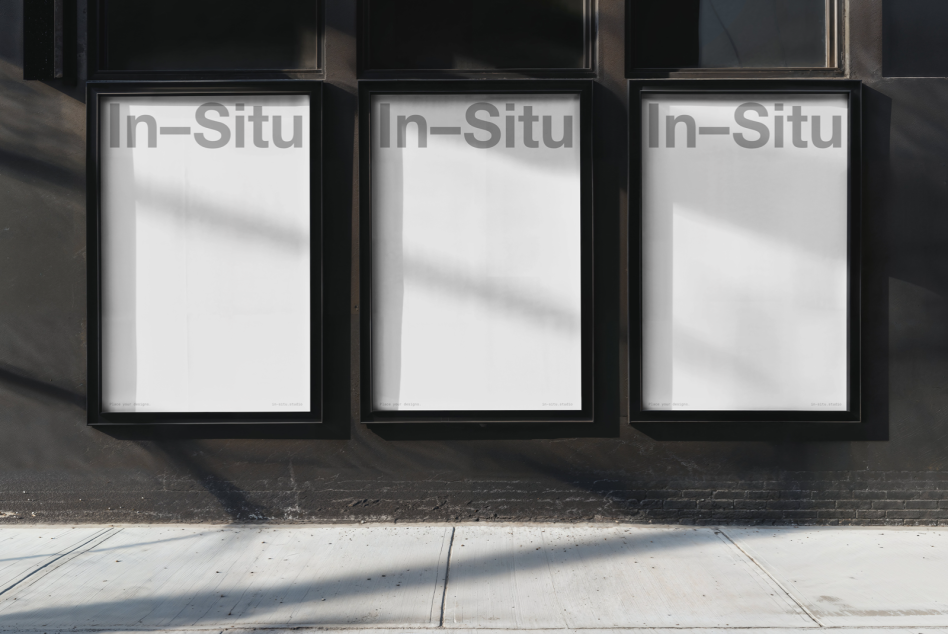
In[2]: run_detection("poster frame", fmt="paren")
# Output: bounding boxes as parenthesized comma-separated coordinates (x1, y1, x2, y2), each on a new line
(358, 80, 594, 423)
(86, 80, 324, 426)
(628, 79, 862, 423)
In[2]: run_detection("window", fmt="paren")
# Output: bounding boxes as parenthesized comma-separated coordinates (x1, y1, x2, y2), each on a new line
(361, 0, 591, 74)
(629, 0, 838, 73)
(92, 0, 319, 74)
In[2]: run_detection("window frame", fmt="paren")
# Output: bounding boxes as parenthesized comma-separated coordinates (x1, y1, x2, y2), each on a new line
(86, 80, 324, 426)
(628, 79, 862, 424)
(358, 80, 595, 424)
(87, 0, 325, 80)
(626, 0, 844, 78)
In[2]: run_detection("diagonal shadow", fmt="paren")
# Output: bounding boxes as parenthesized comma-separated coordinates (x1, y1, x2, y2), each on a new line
(0, 527, 709, 629)
(0, 364, 84, 408)
(402, 254, 581, 333)
(0, 147, 84, 192)
(149, 442, 271, 521)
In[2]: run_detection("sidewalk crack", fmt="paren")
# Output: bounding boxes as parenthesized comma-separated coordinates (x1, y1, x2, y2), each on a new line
(0, 526, 123, 597)
(437, 525, 456, 627)
(717, 527, 823, 627)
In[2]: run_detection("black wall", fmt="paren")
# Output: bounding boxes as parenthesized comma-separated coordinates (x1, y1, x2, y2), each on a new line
(0, 0, 946, 525)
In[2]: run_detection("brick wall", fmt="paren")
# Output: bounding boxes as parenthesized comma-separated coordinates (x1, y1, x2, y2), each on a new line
(3, 471, 947, 525)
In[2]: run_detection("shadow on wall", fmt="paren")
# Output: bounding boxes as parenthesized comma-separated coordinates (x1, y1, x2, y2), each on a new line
(883, 0, 948, 77)
(875, 78, 948, 472)
(0, 50, 87, 426)
(148, 442, 272, 521)
(0, 364, 84, 409)
(0, 0, 22, 68)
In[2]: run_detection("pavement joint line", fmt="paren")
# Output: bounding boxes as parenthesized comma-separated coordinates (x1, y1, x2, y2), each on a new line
(0, 624, 948, 634)
(0, 526, 123, 597)
(716, 528, 823, 628)
(438, 526, 456, 627)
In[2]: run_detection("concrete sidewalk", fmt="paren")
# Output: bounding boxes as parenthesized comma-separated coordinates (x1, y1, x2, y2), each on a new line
(0, 524, 945, 632)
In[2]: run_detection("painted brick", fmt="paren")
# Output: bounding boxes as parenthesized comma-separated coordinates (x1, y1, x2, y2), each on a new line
(711, 512, 779, 522)
(817, 510, 856, 519)
(680, 490, 714, 499)
(905, 500, 939, 510)
(853, 490, 887, 500)
(811, 489, 854, 500)
(915, 491, 948, 500)
(734, 500, 771, 510)
(798, 500, 837, 510)
(698, 500, 735, 510)
(614, 491, 648, 501)
(885, 510, 922, 519)
(638, 509, 678, 520)
(835, 500, 873, 510)
(781, 510, 820, 520)
(915, 510, 948, 520)
(887, 490, 923, 499)
(769, 500, 803, 510)
(712, 490, 745, 500)
(779, 490, 810, 500)
(744, 490, 780, 500)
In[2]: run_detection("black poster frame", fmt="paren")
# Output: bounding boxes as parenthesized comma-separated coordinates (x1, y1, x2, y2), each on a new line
(86, 80, 324, 426)
(628, 79, 862, 424)
(359, 80, 594, 424)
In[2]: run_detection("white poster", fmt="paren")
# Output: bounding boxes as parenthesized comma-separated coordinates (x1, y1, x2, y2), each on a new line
(371, 93, 582, 411)
(642, 93, 849, 411)
(100, 94, 311, 413)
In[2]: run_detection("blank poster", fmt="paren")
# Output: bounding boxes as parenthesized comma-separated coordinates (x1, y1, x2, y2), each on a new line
(641, 93, 849, 411)
(100, 95, 310, 413)
(371, 93, 582, 411)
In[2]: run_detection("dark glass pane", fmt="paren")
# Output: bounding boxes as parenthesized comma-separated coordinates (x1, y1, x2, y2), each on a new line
(631, 0, 827, 69)
(100, 0, 317, 71)
(883, 0, 948, 77)
(364, 0, 586, 71)
(630, 0, 701, 69)
(699, 0, 825, 67)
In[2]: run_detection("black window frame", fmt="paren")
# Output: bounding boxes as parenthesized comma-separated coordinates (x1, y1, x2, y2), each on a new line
(357, 0, 597, 79)
(358, 80, 595, 424)
(626, 0, 844, 78)
(86, 80, 324, 426)
(87, 0, 325, 80)
(628, 79, 862, 424)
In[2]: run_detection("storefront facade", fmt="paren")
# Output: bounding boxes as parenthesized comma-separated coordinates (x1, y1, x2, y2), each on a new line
(1, 0, 946, 524)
